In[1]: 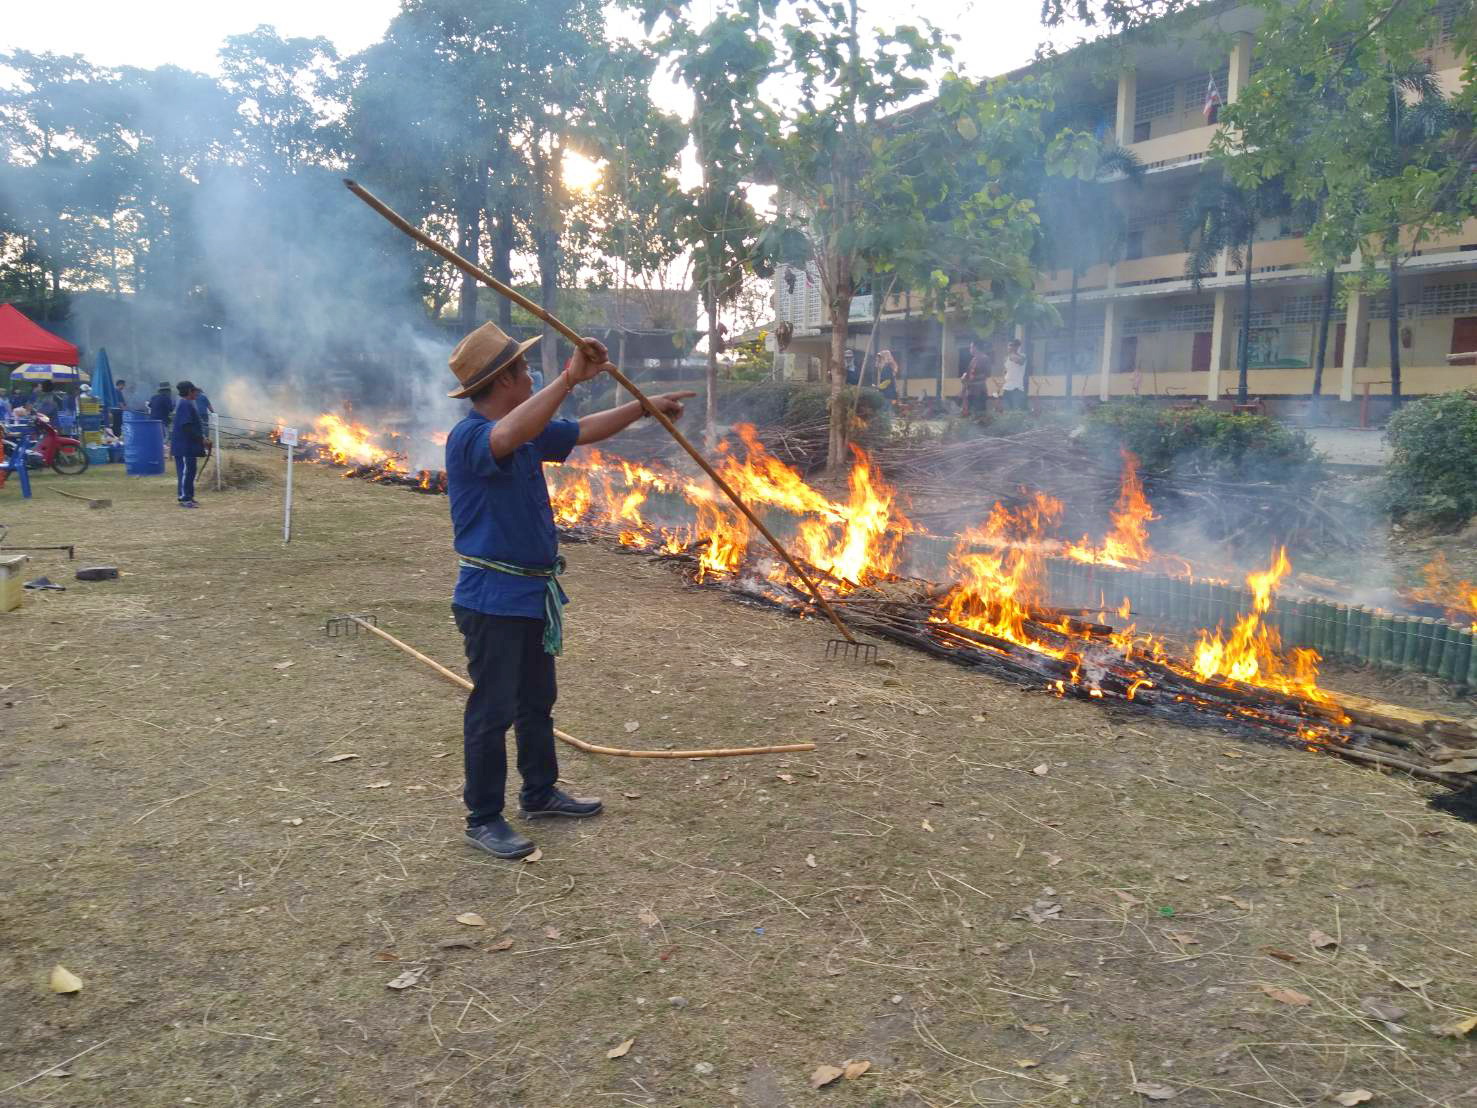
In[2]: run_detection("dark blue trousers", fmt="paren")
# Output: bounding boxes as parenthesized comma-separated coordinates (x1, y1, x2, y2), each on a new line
(453, 605, 559, 827)
(174, 454, 197, 502)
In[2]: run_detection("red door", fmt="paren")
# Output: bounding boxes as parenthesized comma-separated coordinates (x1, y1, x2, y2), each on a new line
(1450, 317, 1477, 366)
(1191, 331, 1213, 371)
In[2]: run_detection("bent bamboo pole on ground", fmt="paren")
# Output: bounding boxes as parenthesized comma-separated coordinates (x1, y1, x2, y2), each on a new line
(344, 178, 858, 645)
(349, 617, 816, 760)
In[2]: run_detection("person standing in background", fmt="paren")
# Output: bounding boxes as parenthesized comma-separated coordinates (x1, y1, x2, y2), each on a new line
(999, 339, 1028, 412)
(148, 381, 174, 429)
(170, 381, 207, 508)
(113, 379, 131, 436)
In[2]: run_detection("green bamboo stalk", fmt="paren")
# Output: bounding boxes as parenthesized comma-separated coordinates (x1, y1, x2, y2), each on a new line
(1332, 603, 1349, 657)
(1430, 619, 1450, 679)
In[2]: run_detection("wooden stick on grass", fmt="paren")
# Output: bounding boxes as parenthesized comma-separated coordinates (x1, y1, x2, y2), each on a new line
(344, 178, 858, 645)
(348, 617, 816, 760)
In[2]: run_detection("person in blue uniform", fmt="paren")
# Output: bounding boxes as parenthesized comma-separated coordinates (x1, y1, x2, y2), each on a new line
(170, 380, 206, 507)
(444, 321, 692, 860)
(148, 382, 174, 428)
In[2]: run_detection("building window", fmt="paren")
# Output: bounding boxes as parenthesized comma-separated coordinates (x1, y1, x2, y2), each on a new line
(1135, 82, 1179, 122)
(1181, 67, 1230, 113)
(1281, 295, 1327, 324)
(1166, 304, 1214, 331)
(1124, 317, 1166, 336)
(1418, 281, 1477, 317)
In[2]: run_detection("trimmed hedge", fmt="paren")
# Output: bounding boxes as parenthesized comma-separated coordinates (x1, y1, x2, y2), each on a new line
(1083, 400, 1323, 485)
(1384, 390, 1477, 530)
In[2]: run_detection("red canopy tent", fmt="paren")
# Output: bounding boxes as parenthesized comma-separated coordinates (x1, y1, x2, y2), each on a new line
(0, 303, 79, 366)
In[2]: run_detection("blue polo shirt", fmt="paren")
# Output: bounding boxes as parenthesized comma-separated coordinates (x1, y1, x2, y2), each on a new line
(447, 412, 580, 619)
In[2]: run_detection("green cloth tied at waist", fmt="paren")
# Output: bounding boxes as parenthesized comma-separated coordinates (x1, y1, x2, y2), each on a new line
(457, 554, 567, 655)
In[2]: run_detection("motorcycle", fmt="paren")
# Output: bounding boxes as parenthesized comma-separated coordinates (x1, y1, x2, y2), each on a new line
(2, 413, 89, 475)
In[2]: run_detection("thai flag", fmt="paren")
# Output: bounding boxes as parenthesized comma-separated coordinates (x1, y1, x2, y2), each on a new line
(1203, 75, 1223, 124)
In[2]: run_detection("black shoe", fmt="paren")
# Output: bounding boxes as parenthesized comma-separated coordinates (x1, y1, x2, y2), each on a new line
(464, 818, 536, 860)
(519, 788, 603, 820)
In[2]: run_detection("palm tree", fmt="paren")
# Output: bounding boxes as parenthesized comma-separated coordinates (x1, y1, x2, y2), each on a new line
(1372, 65, 1456, 407)
(1182, 173, 1290, 404)
(1038, 139, 1145, 400)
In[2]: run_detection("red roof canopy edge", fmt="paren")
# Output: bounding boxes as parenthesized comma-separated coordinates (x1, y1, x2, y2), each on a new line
(0, 303, 80, 366)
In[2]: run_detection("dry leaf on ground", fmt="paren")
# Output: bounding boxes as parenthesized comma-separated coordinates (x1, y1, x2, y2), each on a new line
(809, 1064, 844, 1089)
(921, 819, 934, 832)
(1114, 891, 1144, 906)
(48, 965, 82, 994)
(622, 791, 641, 799)
(523, 848, 543, 863)
(1259, 983, 1313, 1006)
(1131, 1082, 1179, 1100)
(273, 660, 295, 670)
(455, 912, 487, 928)
(1217, 895, 1253, 910)
(1031, 763, 1049, 776)
(623, 721, 640, 733)
(364, 781, 391, 789)
(841, 1059, 871, 1080)
(489, 937, 514, 952)
(385, 965, 426, 990)
(776, 773, 796, 783)
(543, 925, 562, 941)
(1263, 948, 1301, 963)
(607, 1038, 634, 1059)
(1435, 1014, 1476, 1039)
(1166, 931, 1200, 945)
(1015, 1059, 1040, 1069)
(1332, 1091, 1374, 1106)
(637, 908, 660, 928)
(1309, 929, 1338, 949)
(805, 854, 817, 868)
(323, 753, 358, 763)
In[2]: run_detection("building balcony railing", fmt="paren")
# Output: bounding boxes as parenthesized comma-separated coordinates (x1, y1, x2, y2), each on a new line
(1038, 263, 1112, 295)
(1115, 251, 1192, 286)
(1125, 123, 1219, 170)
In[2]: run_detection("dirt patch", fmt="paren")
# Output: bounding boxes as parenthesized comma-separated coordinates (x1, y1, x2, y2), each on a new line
(1, 455, 1474, 1106)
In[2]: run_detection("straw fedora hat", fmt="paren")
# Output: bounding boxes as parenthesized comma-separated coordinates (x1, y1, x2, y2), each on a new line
(447, 322, 542, 399)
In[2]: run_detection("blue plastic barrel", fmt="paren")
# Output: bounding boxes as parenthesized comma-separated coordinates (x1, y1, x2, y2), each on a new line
(122, 411, 165, 476)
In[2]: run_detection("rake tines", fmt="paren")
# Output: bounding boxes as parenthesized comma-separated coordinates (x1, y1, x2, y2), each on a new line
(325, 613, 377, 638)
(825, 637, 878, 664)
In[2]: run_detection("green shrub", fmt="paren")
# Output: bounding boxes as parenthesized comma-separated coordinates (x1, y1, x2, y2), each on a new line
(1384, 390, 1477, 529)
(1083, 400, 1322, 484)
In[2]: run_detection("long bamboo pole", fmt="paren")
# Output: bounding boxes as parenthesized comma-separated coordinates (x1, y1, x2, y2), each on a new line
(349, 617, 816, 760)
(344, 178, 858, 644)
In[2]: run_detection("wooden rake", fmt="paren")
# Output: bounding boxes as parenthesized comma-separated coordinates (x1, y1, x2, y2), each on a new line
(325, 614, 816, 759)
(343, 179, 876, 665)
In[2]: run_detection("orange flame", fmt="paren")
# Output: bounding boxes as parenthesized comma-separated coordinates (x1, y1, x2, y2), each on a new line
(1191, 548, 1327, 702)
(1413, 553, 1477, 630)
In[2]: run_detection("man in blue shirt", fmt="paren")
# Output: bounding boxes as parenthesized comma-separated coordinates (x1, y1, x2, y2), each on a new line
(445, 321, 692, 860)
(170, 380, 207, 507)
(148, 382, 175, 428)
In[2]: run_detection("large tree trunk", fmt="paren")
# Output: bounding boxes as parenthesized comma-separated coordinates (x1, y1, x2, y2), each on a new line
(704, 276, 719, 448)
(538, 231, 559, 379)
(1065, 268, 1079, 403)
(826, 255, 854, 472)
(492, 206, 514, 330)
(1237, 236, 1253, 404)
(1388, 252, 1402, 408)
(456, 169, 480, 329)
(1311, 266, 1335, 402)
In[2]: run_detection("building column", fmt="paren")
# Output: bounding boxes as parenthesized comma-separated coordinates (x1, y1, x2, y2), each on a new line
(1227, 31, 1253, 104)
(1115, 68, 1138, 146)
(1099, 301, 1118, 400)
(1207, 291, 1228, 399)
(938, 318, 952, 401)
(1340, 293, 1365, 403)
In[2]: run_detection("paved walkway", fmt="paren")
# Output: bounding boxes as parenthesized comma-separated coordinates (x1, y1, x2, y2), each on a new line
(1304, 426, 1390, 468)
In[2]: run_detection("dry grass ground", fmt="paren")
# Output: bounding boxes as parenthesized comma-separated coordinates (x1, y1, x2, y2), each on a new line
(1, 452, 1474, 1108)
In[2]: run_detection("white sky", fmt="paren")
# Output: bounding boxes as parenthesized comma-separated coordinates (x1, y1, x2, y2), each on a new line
(3, 0, 1077, 81)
